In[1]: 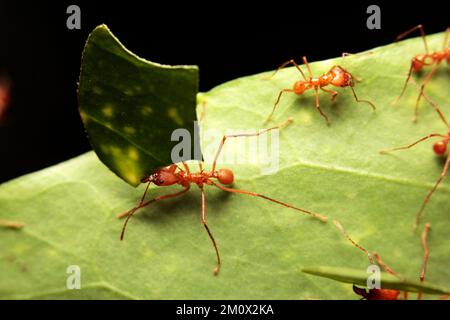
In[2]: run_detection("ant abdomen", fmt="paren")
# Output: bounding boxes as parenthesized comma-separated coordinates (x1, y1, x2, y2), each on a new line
(217, 168, 234, 185)
(329, 66, 353, 87)
(433, 141, 447, 155)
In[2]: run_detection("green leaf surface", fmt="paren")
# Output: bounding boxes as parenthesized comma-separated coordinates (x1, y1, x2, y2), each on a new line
(302, 266, 450, 295)
(1, 32, 449, 299)
(78, 25, 199, 186)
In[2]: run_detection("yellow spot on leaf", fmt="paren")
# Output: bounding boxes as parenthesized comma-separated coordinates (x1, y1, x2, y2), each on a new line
(102, 105, 114, 117)
(124, 126, 136, 134)
(168, 107, 184, 126)
(141, 106, 153, 116)
(128, 147, 139, 160)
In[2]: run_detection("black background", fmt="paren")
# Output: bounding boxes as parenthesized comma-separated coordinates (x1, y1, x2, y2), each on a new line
(0, 0, 448, 183)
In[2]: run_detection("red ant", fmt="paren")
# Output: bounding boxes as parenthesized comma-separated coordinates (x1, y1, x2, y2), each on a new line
(395, 25, 450, 122)
(381, 89, 450, 229)
(265, 56, 375, 125)
(334, 220, 431, 300)
(0, 219, 24, 229)
(117, 119, 328, 275)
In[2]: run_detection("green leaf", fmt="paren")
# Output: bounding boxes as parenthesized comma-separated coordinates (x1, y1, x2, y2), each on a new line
(302, 266, 450, 295)
(78, 25, 199, 187)
(1, 32, 449, 299)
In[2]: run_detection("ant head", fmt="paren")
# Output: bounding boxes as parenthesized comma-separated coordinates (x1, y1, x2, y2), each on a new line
(143, 167, 179, 186)
(293, 81, 306, 94)
(433, 140, 447, 155)
(352, 285, 369, 299)
(329, 66, 354, 87)
(217, 168, 234, 185)
(412, 55, 426, 72)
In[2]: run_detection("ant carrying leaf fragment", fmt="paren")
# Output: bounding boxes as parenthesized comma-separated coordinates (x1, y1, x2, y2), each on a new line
(117, 119, 328, 275)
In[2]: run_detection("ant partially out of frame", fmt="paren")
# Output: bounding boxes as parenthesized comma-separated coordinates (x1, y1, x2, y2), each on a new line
(394, 25, 449, 122)
(0, 220, 24, 229)
(334, 220, 431, 300)
(264, 56, 375, 125)
(381, 89, 450, 229)
(117, 119, 328, 275)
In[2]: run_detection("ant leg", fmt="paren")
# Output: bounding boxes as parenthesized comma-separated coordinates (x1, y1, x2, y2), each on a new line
(212, 118, 292, 173)
(200, 186, 221, 275)
(182, 162, 192, 179)
(372, 253, 406, 298)
(302, 56, 313, 78)
(342, 52, 373, 58)
(314, 88, 331, 125)
(333, 220, 374, 264)
(119, 185, 191, 240)
(264, 59, 307, 81)
(265, 89, 295, 124)
(394, 63, 415, 106)
(414, 152, 450, 230)
(414, 61, 441, 116)
(418, 223, 431, 300)
(210, 180, 327, 222)
(0, 219, 25, 229)
(396, 24, 429, 53)
(320, 87, 339, 102)
(379, 133, 446, 154)
(117, 181, 152, 218)
(350, 87, 376, 110)
(373, 253, 398, 276)
(411, 79, 450, 129)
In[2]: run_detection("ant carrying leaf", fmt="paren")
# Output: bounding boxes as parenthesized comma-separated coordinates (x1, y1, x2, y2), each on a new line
(117, 119, 328, 275)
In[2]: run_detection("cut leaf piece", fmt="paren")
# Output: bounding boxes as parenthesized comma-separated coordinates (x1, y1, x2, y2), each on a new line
(78, 24, 199, 187)
(302, 266, 450, 295)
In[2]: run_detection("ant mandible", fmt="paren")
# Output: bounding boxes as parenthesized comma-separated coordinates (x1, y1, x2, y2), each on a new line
(117, 119, 328, 275)
(395, 25, 450, 122)
(381, 89, 450, 229)
(334, 220, 431, 300)
(265, 56, 376, 125)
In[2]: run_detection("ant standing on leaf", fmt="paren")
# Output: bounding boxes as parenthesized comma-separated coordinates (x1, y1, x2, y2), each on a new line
(394, 25, 450, 122)
(264, 55, 376, 125)
(334, 220, 431, 300)
(117, 118, 328, 275)
(381, 88, 450, 229)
